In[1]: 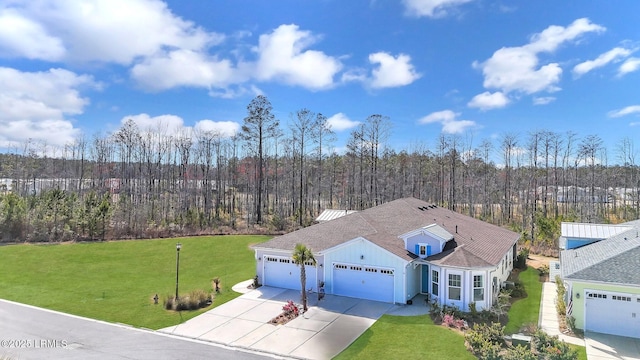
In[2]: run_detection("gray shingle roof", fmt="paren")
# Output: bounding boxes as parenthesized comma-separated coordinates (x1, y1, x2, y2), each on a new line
(255, 197, 519, 268)
(561, 227, 640, 286)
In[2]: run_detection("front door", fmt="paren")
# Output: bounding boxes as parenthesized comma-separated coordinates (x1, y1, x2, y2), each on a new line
(421, 264, 429, 293)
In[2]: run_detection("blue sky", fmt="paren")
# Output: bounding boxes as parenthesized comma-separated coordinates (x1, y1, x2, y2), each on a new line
(1, 0, 639, 161)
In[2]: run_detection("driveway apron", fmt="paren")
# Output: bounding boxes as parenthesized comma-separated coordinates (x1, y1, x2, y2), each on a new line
(160, 286, 394, 360)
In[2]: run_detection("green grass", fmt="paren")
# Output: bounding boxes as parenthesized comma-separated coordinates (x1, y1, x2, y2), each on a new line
(569, 344, 588, 360)
(505, 266, 543, 334)
(334, 314, 475, 360)
(0, 235, 270, 329)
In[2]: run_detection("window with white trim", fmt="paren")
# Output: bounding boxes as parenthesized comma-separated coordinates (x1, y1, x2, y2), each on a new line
(473, 275, 484, 301)
(432, 270, 439, 296)
(419, 245, 426, 256)
(448, 274, 461, 301)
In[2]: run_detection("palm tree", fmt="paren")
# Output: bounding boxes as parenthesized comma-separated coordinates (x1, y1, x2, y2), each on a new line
(292, 243, 316, 312)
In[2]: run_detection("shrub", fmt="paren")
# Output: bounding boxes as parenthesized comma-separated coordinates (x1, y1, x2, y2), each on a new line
(502, 345, 536, 360)
(515, 248, 529, 269)
(429, 300, 442, 318)
(465, 322, 505, 349)
(282, 300, 299, 317)
(211, 277, 221, 293)
(555, 280, 567, 316)
(532, 330, 578, 360)
(465, 323, 505, 359)
(164, 290, 212, 311)
(442, 304, 462, 319)
(476, 339, 502, 360)
(490, 290, 511, 321)
(469, 301, 478, 318)
(454, 318, 467, 330)
(538, 264, 550, 276)
(566, 315, 576, 332)
(510, 281, 527, 298)
(443, 314, 456, 327)
(164, 295, 175, 310)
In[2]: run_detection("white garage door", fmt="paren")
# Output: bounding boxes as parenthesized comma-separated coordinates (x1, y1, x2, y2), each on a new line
(585, 290, 640, 338)
(263, 256, 317, 291)
(332, 263, 394, 303)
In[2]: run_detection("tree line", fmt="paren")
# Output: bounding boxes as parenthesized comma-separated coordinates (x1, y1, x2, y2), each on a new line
(0, 95, 638, 248)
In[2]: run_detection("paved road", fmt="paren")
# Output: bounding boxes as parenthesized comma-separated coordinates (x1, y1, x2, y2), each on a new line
(0, 299, 277, 360)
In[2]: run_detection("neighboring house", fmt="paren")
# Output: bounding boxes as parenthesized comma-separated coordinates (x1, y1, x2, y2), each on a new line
(559, 221, 640, 339)
(315, 209, 357, 222)
(253, 197, 519, 311)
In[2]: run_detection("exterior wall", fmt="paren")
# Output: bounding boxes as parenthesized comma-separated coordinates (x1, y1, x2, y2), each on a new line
(496, 247, 514, 285)
(323, 238, 407, 303)
(565, 237, 601, 249)
(406, 263, 421, 301)
(430, 266, 495, 311)
(565, 280, 640, 330)
(405, 233, 444, 257)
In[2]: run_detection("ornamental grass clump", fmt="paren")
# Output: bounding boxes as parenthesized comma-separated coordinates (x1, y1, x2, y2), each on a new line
(164, 290, 212, 311)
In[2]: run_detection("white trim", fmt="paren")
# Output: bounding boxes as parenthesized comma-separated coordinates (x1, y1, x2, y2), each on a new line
(566, 278, 640, 289)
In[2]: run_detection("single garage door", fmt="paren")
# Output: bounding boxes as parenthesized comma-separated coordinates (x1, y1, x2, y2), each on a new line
(263, 256, 317, 291)
(585, 290, 640, 338)
(332, 263, 394, 303)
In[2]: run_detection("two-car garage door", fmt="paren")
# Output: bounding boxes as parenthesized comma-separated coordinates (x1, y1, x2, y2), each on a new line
(263, 256, 317, 292)
(333, 263, 394, 302)
(585, 290, 640, 338)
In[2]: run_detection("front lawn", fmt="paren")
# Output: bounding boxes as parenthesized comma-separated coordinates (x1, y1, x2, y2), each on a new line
(505, 266, 542, 334)
(0, 235, 270, 329)
(334, 314, 474, 360)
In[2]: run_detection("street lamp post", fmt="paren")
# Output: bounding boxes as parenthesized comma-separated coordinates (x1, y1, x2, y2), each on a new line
(175, 243, 182, 300)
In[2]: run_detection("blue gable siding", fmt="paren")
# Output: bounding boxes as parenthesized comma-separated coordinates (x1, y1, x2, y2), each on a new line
(566, 237, 602, 249)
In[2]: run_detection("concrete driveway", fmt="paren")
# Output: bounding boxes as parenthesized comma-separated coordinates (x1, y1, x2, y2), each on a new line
(160, 286, 395, 360)
(585, 332, 640, 360)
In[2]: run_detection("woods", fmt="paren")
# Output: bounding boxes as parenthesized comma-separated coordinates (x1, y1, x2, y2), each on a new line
(0, 96, 638, 247)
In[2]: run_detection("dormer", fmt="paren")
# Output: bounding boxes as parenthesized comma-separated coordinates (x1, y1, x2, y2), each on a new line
(400, 224, 453, 259)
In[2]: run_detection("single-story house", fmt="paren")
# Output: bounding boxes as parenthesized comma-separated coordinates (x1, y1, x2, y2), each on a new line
(253, 197, 519, 311)
(559, 221, 640, 339)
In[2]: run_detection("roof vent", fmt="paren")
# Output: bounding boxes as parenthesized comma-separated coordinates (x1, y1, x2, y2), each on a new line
(574, 252, 578, 257)
(455, 225, 458, 234)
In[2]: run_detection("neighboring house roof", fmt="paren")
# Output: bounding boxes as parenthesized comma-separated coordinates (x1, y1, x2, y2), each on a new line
(255, 197, 519, 268)
(561, 222, 631, 239)
(561, 226, 640, 286)
(315, 209, 357, 222)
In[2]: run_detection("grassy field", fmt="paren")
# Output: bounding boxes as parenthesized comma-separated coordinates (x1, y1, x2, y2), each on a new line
(335, 314, 475, 360)
(505, 266, 543, 334)
(0, 235, 270, 329)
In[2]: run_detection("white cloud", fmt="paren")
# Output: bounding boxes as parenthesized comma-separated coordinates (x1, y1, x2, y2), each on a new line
(368, 52, 421, 89)
(0, 0, 219, 64)
(254, 24, 342, 90)
(0, 67, 94, 148)
(402, 0, 473, 18)
(618, 57, 640, 76)
(474, 18, 604, 95)
(194, 120, 239, 138)
(573, 47, 633, 77)
(131, 49, 238, 91)
(608, 105, 640, 118)
(0, 8, 64, 60)
(418, 110, 475, 134)
(533, 96, 556, 105)
(468, 91, 509, 110)
(122, 113, 185, 134)
(121, 113, 239, 139)
(327, 113, 361, 132)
